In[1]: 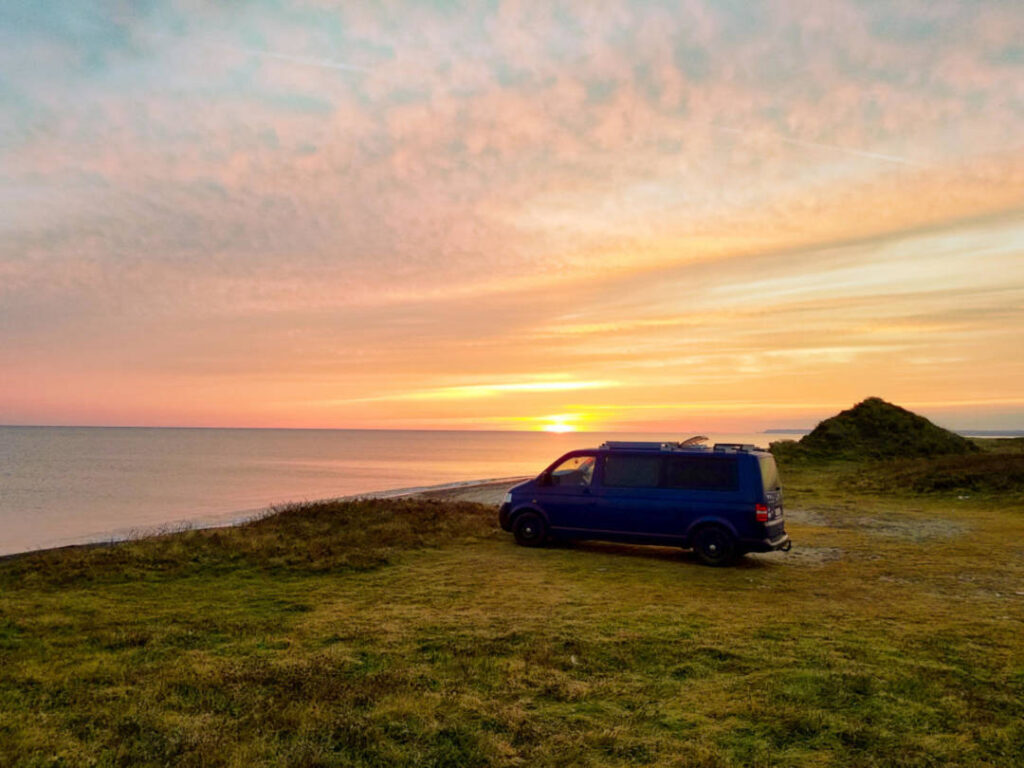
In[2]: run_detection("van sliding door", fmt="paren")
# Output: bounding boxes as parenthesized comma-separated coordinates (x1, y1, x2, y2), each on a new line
(663, 455, 743, 532)
(594, 454, 681, 536)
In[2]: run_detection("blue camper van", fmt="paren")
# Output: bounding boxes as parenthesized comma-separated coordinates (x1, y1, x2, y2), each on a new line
(498, 441, 790, 566)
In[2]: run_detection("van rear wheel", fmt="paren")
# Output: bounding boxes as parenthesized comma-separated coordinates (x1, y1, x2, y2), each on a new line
(513, 512, 547, 547)
(692, 525, 737, 567)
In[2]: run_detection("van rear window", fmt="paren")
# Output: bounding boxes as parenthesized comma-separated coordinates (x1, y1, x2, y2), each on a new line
(759, 456, 781, 491)
(665, 456, 738, 492)
(603, 455, 662, 488)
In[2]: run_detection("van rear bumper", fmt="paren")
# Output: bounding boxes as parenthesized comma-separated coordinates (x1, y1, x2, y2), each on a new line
(741, 533, 792, 553)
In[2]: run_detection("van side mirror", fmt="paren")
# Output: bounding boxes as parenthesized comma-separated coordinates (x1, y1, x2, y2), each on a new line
(538, 472, 550, 486)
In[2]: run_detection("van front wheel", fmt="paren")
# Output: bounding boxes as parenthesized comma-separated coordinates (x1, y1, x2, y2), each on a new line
(513, 512, 548, 547)
(692, 526, 737, 567)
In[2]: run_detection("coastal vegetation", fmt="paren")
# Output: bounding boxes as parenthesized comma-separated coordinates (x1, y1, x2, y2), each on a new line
(769, 396, 980, 461)
(2, 436, 1023, 766)
(771, 397, 1024, 501)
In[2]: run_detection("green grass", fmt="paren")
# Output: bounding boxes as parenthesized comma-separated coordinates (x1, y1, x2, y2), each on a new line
(2, 467, 1023, 766)
(771, 397, 979, 461)
(842, 452, 1024, 500)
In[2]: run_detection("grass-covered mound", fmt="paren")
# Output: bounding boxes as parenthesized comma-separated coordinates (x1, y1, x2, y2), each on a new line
(0, 497, 493, 589)
(772, 397, 978, 461)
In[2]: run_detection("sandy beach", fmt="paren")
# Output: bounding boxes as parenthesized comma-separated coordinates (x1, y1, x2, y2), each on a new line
(403, 477, 528, 505)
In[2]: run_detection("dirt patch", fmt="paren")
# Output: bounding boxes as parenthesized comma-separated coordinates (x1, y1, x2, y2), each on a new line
(849, 516, 968, 542)
(784, 507, 833, 527)
(749, 546, 843, 566)
(784, 506, 967, 542)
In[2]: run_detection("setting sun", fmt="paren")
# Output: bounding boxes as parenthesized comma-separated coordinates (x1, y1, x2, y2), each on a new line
(541, 423, 576, 433)
(540, 414, 580, 433)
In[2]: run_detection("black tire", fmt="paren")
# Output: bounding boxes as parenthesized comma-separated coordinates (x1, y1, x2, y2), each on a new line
(513, 512, 548, 547)
(692, 525, 738, 567)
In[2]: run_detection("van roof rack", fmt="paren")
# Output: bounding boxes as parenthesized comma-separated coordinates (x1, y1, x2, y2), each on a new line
(713, 443, 761, 453)
(600, 441, 663, 451)
(599, 438, 711, 453)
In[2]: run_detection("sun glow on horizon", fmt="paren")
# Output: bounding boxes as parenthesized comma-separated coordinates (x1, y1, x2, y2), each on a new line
(541, 423, 576, 433)
(538, 413, 584, 433)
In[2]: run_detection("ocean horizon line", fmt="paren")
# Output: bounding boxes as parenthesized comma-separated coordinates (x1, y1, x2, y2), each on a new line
(4, 424, 1023, 436)
(0, 424, 791, 435)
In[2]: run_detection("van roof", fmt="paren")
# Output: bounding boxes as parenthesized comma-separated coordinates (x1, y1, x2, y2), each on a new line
(597, 441, 768, 454)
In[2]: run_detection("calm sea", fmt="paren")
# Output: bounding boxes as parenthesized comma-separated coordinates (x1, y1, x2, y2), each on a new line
(0, 426, 798, 556)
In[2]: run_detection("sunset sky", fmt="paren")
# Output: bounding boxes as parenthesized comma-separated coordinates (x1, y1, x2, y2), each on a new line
(2, 1, 1022, 432)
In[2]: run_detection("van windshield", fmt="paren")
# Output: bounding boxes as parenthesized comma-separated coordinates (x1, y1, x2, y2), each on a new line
(549, 455, 595, 487)
(758, 455, 781, 491)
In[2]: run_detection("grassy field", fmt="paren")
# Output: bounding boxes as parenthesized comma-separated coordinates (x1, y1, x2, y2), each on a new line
(2, 452, 1023, 766)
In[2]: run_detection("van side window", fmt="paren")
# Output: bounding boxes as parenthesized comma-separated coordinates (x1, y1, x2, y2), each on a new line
(665, 456, 739, 492)
(603, 455, 662, 488)
(549, 455, 595, 487)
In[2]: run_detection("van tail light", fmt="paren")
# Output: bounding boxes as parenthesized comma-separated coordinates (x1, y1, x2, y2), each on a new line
(755, 504, 769, 522)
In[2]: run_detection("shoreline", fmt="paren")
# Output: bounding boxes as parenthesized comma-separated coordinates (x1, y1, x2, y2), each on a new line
(0, 476, 531, 562)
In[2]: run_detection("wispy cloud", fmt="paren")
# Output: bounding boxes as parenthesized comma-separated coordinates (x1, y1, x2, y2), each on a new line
(713, 125, 927, 167)
(314, 380, 621, 405)
(148, 31, 373, 74)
